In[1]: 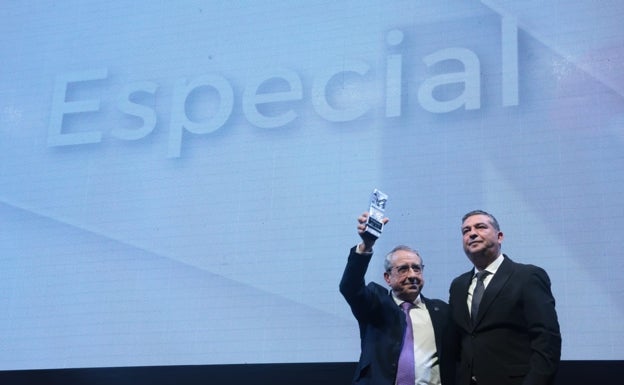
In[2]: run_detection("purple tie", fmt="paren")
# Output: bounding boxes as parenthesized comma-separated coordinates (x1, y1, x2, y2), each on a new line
(396, 301, 415, 385)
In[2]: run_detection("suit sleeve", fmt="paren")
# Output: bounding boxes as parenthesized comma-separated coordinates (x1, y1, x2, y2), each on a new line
(339, 246, 377, 322)
(522, 267, 562, 385)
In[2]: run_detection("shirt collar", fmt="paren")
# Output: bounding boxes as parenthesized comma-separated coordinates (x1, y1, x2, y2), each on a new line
(473, 253, 504, 277)
(391, 293, 422, 307)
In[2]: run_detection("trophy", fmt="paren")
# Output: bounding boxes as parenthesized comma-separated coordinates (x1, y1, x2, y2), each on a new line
(365, 189, 388, 238)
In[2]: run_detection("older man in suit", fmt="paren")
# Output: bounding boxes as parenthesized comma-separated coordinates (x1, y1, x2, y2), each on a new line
(449, 210, 561, 385)
(340, 213, 455, 385)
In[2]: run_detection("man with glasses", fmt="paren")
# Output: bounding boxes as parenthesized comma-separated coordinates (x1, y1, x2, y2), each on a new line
(340, 213, 455, 385)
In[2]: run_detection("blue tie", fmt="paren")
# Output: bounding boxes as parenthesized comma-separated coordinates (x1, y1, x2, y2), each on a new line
(396, 301, 415, 385)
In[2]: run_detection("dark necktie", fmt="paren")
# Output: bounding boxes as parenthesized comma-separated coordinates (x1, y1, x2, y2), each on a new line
(396, 301, 415, 385)
(471, 270, 490, 324)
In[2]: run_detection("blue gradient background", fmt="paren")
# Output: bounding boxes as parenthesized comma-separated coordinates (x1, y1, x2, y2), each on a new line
(1, 0, 622, 369)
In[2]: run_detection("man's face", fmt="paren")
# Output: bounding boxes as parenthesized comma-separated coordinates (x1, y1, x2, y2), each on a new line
(461, 214, 503, 268)
(384, 249, 424, 303)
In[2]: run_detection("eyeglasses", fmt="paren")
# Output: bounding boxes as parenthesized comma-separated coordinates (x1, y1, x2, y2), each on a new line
(387, 264, 424, 276)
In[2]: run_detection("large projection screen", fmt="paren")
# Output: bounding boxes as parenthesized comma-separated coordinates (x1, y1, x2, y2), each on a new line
(1, 0, 623, 370)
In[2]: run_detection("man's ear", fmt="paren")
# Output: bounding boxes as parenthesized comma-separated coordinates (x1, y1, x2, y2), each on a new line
(383, 271, 391, 284)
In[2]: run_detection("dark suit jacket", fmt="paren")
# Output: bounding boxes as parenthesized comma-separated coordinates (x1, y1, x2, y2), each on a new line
(448, 255, 561, 385)
(340, 246, 455, 385)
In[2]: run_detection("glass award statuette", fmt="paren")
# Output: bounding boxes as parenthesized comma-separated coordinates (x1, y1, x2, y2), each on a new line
(365, 189, 388, 238)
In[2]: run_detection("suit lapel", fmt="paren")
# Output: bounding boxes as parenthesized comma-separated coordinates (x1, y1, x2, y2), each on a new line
(454, 271, 473, 329)
(422, 296, 442, 353)
(422, 296, 441, 326)
(473, 255, 514, 325)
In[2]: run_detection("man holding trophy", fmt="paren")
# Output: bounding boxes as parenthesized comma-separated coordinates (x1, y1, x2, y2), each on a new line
(340, 190, 456, 385)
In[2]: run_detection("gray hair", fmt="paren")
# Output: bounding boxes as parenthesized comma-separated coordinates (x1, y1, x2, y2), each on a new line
(462, 209, 501, 231)
(383, 245, 423, 272)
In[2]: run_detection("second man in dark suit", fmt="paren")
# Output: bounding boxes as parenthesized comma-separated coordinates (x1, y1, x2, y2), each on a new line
(449, 210, 561, 385)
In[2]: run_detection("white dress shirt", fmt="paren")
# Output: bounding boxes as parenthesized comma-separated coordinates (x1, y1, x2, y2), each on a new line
(392, 294, 441, 385)
(466, 254, 504, 316)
